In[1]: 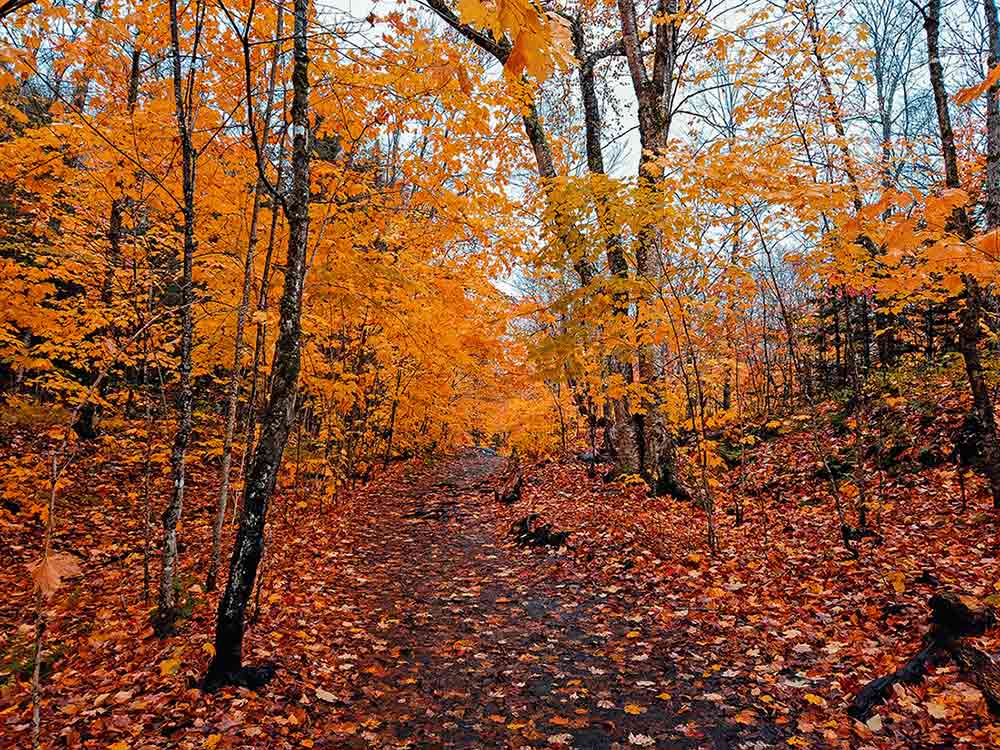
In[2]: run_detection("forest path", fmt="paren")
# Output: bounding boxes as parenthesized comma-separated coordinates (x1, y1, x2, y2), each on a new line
(301, 449, 785, 749)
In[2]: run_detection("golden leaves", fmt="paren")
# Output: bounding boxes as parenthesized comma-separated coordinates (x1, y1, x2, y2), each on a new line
(159, 657, 182, 676)
(954, 65, 1000, 105)
(886, 571, 906, 594)
(924, 189, 969, 231)
(454, 0, 574, 80)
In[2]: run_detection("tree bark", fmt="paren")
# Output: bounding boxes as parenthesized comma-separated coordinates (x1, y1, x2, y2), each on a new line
(156, 0, 203, 635)
(923, 0, 1000, 510)
(204, 0, 311, 688)
(207, 2, 283, 594)
(986, 0, 1000, 229)
(615, 0, 687, 497)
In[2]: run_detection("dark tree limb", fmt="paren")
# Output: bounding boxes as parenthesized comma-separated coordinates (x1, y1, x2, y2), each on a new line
(849, 592, 999, 721)
(0, 0, 35, 19)
(848, 636, 942, 720)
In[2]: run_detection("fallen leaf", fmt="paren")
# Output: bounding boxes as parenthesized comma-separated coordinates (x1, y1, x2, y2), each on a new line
(926, 702, 947, 719)
(30, 553, 81, 598)
(159, 658, 181, 676)
(315, 688, 338, 703)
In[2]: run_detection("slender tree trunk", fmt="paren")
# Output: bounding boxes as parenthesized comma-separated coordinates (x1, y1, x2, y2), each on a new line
(103, 43, 142, 307)
(207, 6, 283, 593)
(239, 138, 286, 507)
(924, 0, 1000, 510)
(156, 0, 202, 635)
(206, 188, 261, 593)
(205, 0, 311, 687)
(383, 367, 401, 468)
(572, 19, 643, 476)
(985, 0, 1000, 230)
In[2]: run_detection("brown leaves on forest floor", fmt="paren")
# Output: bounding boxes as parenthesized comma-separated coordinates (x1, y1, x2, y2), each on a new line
(2, 388, 1000, 749)
(496, 401, 1000, 747)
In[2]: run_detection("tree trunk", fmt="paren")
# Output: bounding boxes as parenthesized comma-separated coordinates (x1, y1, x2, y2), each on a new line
(204, 0, 311, 688)
(156, 0, 202, 635)
(987, 0, 1000, 230)
(924, 0, 1000, 510)
(615, 0, 687, 497)
(383, 367, 402, 468)
(206, 4, 283, 593)
(572, 19, 643, 478)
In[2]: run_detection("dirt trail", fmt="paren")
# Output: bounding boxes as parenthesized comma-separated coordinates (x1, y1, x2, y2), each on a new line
(301, 449, 786, 749)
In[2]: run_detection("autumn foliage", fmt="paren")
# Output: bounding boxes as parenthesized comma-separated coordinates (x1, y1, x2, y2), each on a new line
(2, 0, 1000, 746)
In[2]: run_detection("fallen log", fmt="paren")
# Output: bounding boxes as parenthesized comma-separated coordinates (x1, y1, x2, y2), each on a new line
(848, 591, 998, 721)
(510, 513, 570, 549)
(929, 591, 996, 636)
(495, 474, 522, 506)
(947, 641, 1000, 715)
(848, 637, 942, 720)
(494, 453, 523, 506)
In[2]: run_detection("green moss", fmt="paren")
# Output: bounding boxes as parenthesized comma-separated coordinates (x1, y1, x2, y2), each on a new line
(0, 639, 66, 685)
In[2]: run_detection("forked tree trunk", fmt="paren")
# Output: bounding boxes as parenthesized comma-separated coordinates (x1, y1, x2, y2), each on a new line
(204, 0, 311, 688)
(923, 0, 1000, 510)
(424, 0, 655, 472)
(615, 0, 688, 498)
(572, 17, 646, 480)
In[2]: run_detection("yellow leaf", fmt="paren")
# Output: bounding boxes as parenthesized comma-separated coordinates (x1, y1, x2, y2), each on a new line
(202, 643, 216, 658)
(925, 189, 969, 229)
(159, 657, 181, 676)
(886, 572, 906, 594)
(804, 693, 825, 706)
(926, 702, 947, 719)
(204, 734, 222, 749)
(624, 703, 642, 715)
